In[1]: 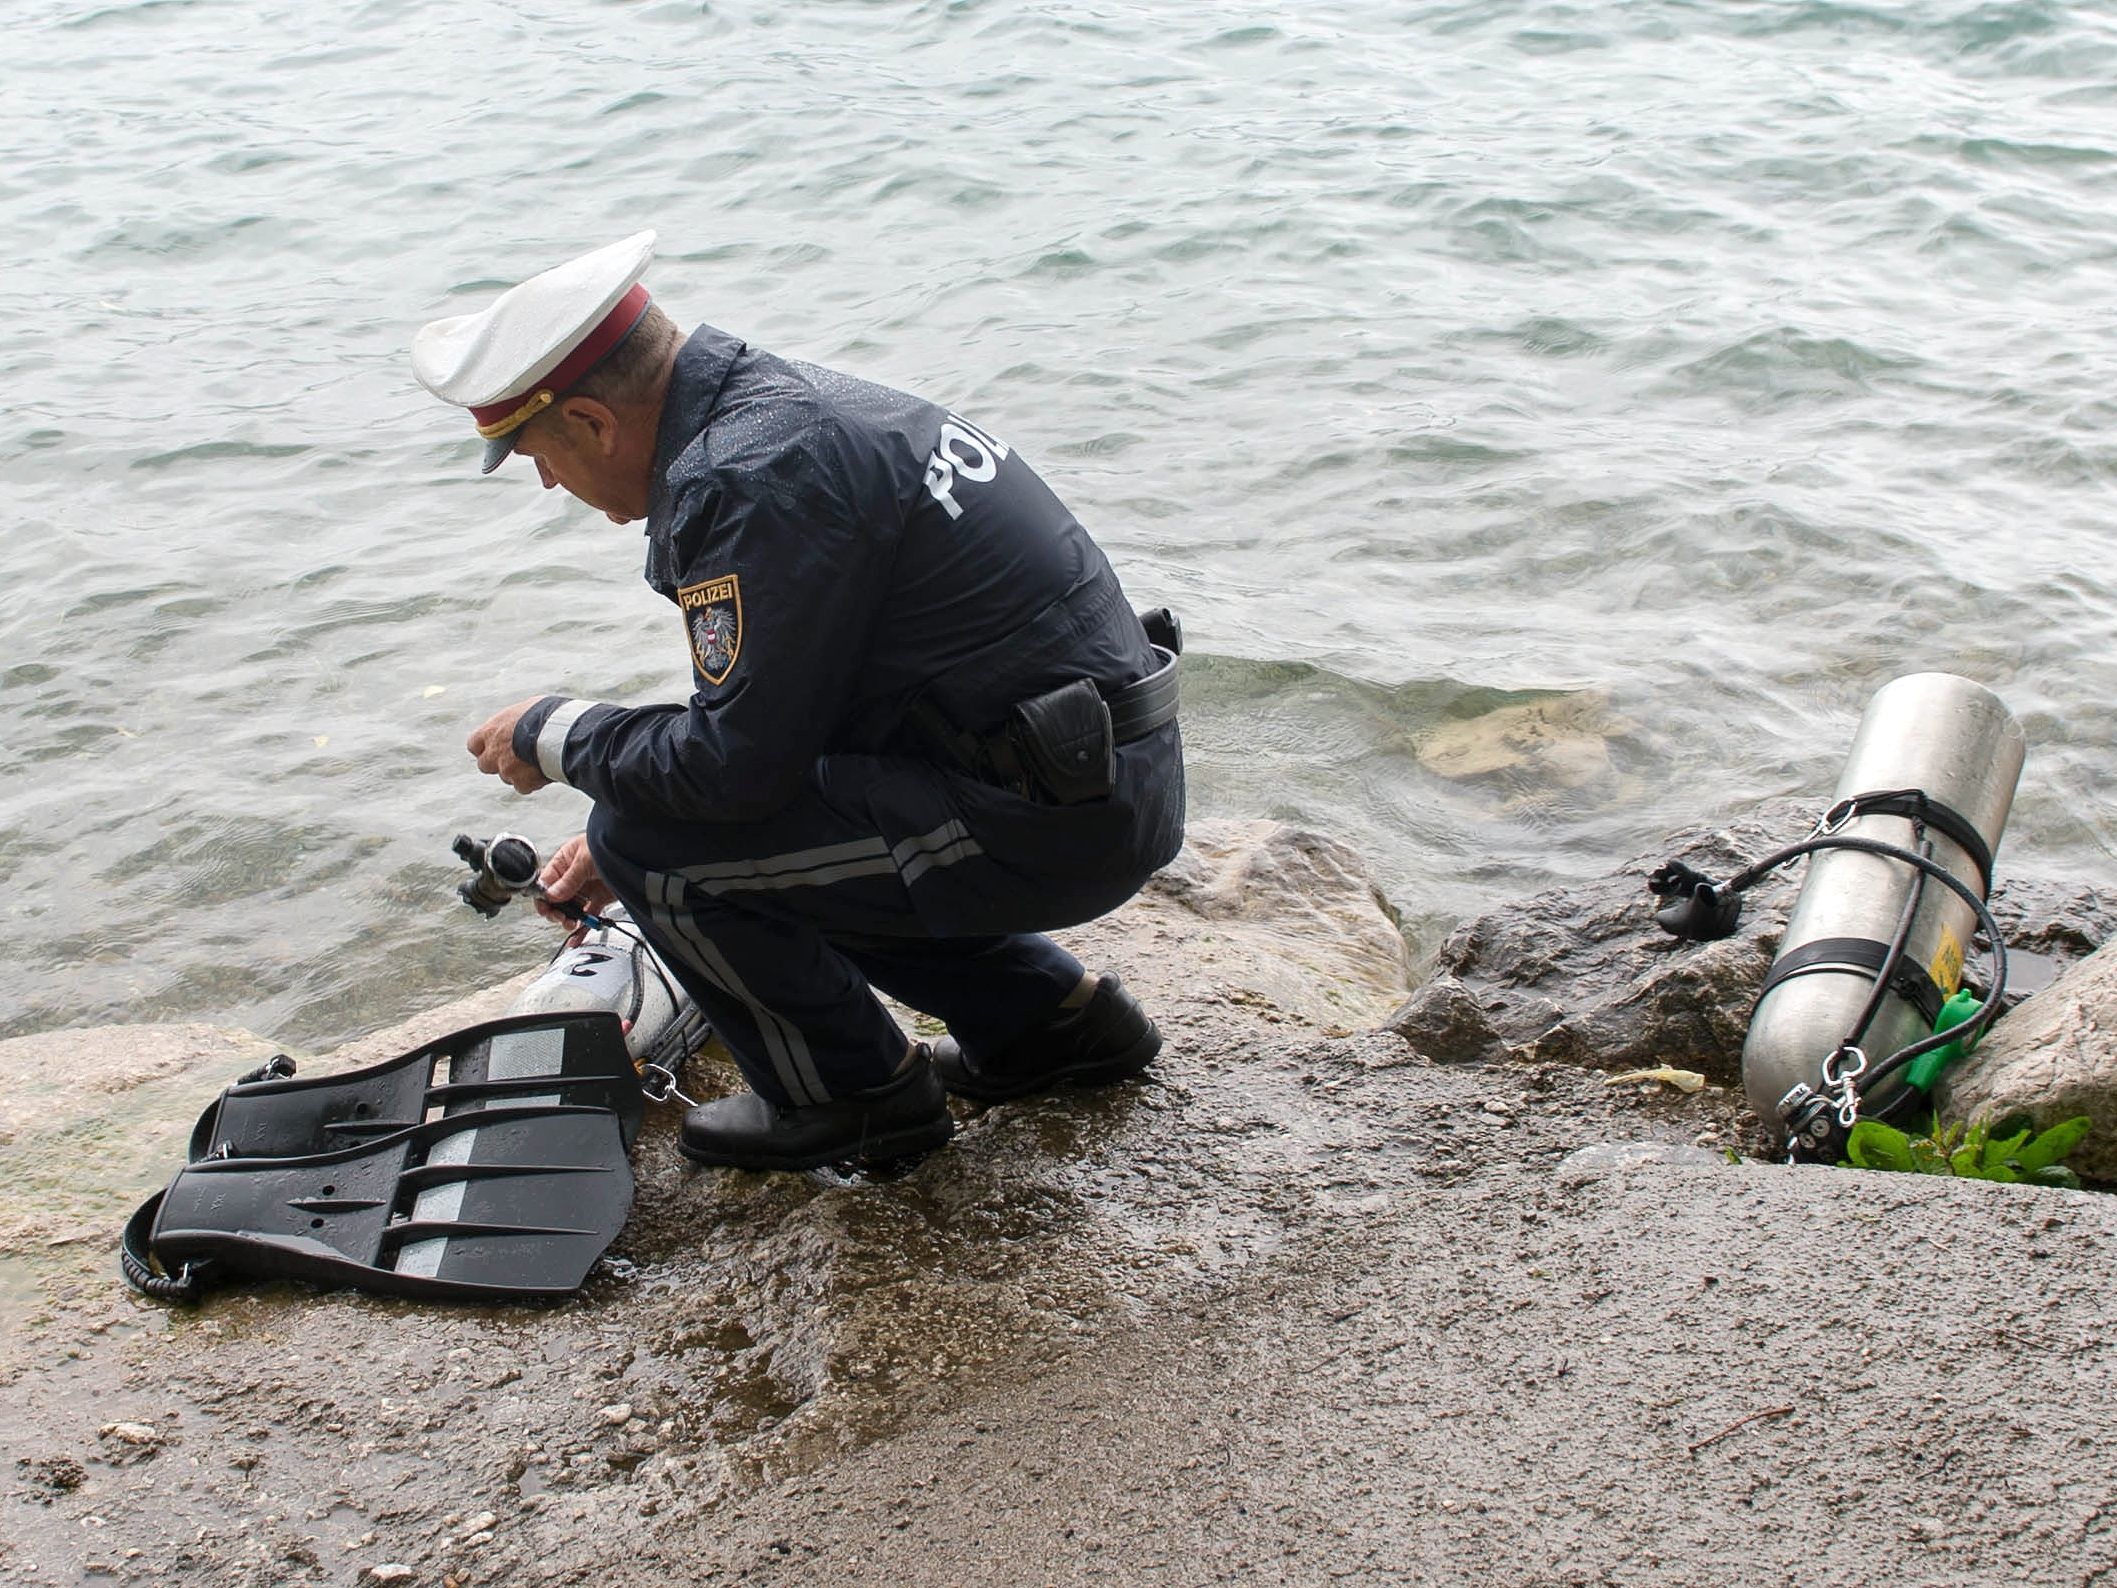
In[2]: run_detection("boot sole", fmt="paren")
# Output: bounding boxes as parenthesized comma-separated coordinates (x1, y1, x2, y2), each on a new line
(938, 1023, 1162, 1103)
(676, 1114, 955, 1172)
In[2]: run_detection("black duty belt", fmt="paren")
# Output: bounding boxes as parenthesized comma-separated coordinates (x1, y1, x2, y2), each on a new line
(1107, 644, 1180, 742)
(907, 639, 1182, 802)
(980, 644, 1181, 802)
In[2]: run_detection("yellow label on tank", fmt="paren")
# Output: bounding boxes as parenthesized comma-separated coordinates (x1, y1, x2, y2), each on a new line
(1929, 927, 1965, 996)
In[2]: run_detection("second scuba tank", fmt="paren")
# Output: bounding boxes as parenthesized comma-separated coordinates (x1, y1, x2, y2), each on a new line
(508, 905, 703, 1076)
(1743, 673, 2024, 1146)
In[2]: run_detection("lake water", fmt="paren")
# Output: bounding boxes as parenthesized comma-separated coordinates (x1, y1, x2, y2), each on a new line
(4, 0, 2115, 1047)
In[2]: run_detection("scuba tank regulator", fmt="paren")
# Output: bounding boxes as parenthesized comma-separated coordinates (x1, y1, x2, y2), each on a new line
(451, 832, 543, 917)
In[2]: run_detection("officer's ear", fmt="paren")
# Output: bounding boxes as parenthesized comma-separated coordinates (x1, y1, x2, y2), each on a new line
(554, 396, 624, 459)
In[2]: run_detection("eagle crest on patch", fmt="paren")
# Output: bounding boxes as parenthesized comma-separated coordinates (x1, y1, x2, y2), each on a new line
(678, 575, 742, 685)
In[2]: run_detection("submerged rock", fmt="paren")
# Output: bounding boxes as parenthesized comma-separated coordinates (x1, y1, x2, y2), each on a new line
(1414, 689, 1629, 792)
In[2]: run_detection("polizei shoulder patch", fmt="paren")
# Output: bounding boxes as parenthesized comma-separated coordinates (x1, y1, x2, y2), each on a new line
(679, 575, 742, 685)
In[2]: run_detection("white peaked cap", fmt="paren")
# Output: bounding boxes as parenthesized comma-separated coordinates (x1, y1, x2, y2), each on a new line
(412, 231, 659, 473)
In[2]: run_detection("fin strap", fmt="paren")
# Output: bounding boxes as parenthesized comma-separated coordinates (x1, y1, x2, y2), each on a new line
(120, 1192, 207, 1304)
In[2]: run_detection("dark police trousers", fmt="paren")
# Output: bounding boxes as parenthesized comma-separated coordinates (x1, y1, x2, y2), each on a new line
(587, 722, 1184, 1109)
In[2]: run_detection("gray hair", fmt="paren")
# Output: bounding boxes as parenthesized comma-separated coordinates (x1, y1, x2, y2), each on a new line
(570, 303, 683, 410)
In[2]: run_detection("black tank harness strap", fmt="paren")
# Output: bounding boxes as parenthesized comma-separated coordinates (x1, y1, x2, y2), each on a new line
(1819, 788, 1994, 899)
(1751, 935, 1949, 1027)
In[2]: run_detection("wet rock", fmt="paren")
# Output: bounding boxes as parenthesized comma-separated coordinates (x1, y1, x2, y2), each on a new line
(1388, 800, 2117, 1093)
(1138, 819, 1410, 1028)
(1387, 805, 1806, 1081)
(0, 1022, 285, 1300)
(1985, 882, 2117, 971)
(0, 1023, 279, 1122)
(92, 1420, 169, 1470)
(1940, 938, 2117, 1182)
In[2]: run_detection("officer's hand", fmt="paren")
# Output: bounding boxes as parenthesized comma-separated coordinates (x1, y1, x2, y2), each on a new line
(536, 834, 617, 927)
(466, 699, 551, 795)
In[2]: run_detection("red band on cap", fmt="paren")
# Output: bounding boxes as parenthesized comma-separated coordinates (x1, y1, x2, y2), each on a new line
(468, 283, 652, 431)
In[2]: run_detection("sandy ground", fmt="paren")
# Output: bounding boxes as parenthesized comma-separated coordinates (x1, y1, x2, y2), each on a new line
(4, 823, 2114, 1586)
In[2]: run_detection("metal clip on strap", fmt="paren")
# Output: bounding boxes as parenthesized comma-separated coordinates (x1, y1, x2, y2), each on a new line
(1815, 789, 1994, 898)
(1821, 1044, 1868, 1129)
(639, 1063, 700, 1109)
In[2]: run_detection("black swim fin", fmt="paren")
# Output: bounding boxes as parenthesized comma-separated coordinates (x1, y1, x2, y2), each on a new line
(124, 1011, 644, 1304)
(188, 1010, 646, 1160)
(139, 1105, 633, 1302)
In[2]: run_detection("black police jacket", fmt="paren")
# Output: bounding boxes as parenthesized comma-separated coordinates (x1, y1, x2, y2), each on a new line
(512, 327, 1169, 828)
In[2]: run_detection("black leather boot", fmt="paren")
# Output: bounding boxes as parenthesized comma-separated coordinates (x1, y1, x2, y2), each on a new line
(929, 974, 1161, 1102)
(679, 1050, 954, 1171)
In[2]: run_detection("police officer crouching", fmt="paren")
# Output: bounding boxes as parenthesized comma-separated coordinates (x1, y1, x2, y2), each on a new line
(413, 233, 1185, 1171)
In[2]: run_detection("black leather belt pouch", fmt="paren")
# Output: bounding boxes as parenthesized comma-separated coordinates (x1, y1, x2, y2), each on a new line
(1007, 679, 1115, 804)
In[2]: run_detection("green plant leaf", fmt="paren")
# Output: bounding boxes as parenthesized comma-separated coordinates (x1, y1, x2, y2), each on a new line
(1843, 1110, 2092, 1188)
(1979, 1128, 2031, 1170)
(1845, 1121, 1916, 1173)
(2011, 1116, 2093, 1175)
(1909, 1138, 1954, 1175)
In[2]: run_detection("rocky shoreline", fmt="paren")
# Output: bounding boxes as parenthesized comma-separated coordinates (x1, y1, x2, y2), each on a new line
(4, 818, 2116, 1586)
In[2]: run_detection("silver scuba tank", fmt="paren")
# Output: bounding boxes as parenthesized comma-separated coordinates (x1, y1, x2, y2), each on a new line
(507, 905, 701, 1073)
(1743, 673, 2025, 1142)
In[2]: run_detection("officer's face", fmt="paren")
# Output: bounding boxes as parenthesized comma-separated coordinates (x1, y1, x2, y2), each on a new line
(513, 406, 641, 525)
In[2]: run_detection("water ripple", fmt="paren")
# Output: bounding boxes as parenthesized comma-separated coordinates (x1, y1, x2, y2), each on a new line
(3, 0, 2116, 1045)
